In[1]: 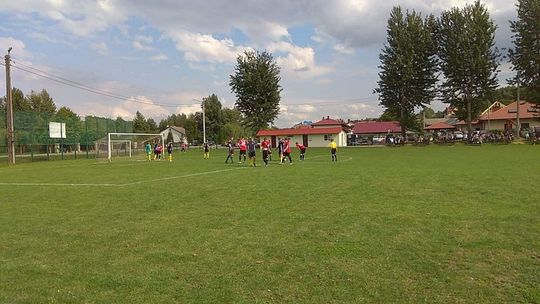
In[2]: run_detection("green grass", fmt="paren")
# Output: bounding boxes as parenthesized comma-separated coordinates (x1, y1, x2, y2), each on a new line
(1, 145, 539, 303)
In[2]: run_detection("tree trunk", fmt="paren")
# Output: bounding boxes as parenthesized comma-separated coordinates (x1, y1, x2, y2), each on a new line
(400, 106, 406, 143)
(467, 98, 472, 139)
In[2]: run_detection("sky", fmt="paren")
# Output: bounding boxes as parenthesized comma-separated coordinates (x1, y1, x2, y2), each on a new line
(0, 0, 518, 128)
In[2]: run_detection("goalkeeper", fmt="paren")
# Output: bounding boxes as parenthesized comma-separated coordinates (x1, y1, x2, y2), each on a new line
(167, 142, 174, 162)
(145, 142, 152, 161)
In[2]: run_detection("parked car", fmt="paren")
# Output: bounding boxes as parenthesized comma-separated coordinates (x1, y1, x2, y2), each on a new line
(454, 131, 464, 140)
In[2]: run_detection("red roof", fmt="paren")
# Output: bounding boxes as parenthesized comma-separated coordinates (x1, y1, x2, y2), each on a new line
(257, 127, 344, 137)
(424, 121, 456, 130)
(312, 118, 344, 126)
(479, 101, 539, 120)
(353, 121, 401, 134)
(455, 120, 480, 125)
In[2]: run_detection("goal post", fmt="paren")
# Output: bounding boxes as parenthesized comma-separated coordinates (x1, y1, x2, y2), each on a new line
(101, 132, 165, 161)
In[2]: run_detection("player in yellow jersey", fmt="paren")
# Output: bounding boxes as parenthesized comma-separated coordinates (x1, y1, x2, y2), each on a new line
(329, 138, 337, 162)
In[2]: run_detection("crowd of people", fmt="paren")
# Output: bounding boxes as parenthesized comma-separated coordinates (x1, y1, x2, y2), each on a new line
(142, 136, 341, 165)
(221, 137, 338, 167)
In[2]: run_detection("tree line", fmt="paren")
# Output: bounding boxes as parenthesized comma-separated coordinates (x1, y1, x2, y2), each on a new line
(375, 0, 540, 137)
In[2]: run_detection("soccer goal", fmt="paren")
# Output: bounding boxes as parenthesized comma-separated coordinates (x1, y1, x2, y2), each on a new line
(95, 132, 165, 160)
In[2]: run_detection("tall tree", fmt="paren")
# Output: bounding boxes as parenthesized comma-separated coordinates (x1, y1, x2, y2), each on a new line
(55, 106, 82, 143)
(438, 1, 499, 135)
(203, 94, 224, 142)
(0, 88, 32, 112)
(133, 111, 149, 133)
(27, 89, 57, 114)
(230, 50, 282, 133)
(375, 7, 438, 138)
(508, 0, 540, 103)
(146, 118, 158, 133)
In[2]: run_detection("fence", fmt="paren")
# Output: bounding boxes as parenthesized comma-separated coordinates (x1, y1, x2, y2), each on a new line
(0, 110, 133, 162)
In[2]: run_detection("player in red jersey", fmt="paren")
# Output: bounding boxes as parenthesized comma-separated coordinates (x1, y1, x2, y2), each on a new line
(237, 137, 247, 163)
(261, 137, 271, 166)
(281, 138, 292, 164)
(295, 142, 306, 161)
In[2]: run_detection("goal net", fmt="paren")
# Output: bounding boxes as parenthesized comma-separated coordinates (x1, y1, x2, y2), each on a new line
(95, 132, 164, 160)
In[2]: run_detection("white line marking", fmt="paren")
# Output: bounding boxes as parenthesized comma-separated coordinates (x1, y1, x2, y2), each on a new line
(121, 167, 245, 186)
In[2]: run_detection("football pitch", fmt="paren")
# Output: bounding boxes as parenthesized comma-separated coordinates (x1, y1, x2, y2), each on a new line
(1, 145, 539, 303)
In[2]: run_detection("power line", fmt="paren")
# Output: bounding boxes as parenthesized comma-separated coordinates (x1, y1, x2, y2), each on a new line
(2, 60, 379, 110)
(1, 60, 200, 108)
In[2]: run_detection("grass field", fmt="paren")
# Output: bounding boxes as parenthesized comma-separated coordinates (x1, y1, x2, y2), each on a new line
(1, 144, 539, 303)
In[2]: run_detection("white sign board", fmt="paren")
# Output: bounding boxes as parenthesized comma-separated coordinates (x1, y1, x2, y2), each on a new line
(49, 122, 66, 139)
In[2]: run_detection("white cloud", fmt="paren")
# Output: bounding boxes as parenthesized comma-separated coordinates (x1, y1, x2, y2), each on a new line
(150, 53, 168, 61)
(169, 30, 250, 64)
(133, 35, 154, 51)
(267, 41, 333, 78)
(0, 37, 32, 59)
(91, 42, 109, 55)
(334, 44, 355, 55)
(85, 95, 170, 120)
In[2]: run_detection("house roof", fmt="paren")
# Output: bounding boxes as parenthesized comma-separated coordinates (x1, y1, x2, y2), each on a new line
(479, 101, 539, 120)
(425, 121, 456, 130)
(424, 118, 446, 126)
(353, 121, 401, 134)
(257, 127, 344, 137)
(312, 118, 344, 126)
(169, 126, 186, 134)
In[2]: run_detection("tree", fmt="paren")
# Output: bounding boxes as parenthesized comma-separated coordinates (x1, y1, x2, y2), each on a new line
(230, 50, 282, 133)
(27, 89, 57, 114)
(438, 1, 499, 135)
(133, 111, 149, 133)
(0, 87, 31, 112)
(375, 7, 438, 138)
(508, 0, 540, 104)
(492, 85, 532, 104)
(115, 116, 132, 133)
(203, 94, 224, 142)
(55, 106, 82, 145)
(146, 118, 158, 133)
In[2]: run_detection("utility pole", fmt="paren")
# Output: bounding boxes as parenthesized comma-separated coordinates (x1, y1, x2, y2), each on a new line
(516, 72, 521, 137)
(5, 47, 15, 165)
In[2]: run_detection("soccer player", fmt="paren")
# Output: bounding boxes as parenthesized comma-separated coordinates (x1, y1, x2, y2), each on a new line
(296, 142, 306, 161)
(261, 137, 271, 166)
(166, 142, 173, 162)
(247, 137, 257, 167)
(225, 138, 235, 164)
(153, 143, 159, 160)
(277, 138, 284, 163)
(238, 137, 247, 163)
(281, 138, 292, 164)
(203, 142, 210, 159)
(155, 144, 163, 160)
(145, 142, 152, 161)
(329, 138, 337, 162)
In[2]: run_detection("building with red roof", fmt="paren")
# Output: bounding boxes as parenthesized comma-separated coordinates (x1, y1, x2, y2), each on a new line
(353, 121, 402, 135)
(256, 117, 348, 147)
(456, 101, 539, 132)
(350, 121, 402, 145)
(424, 121, 456, 131)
